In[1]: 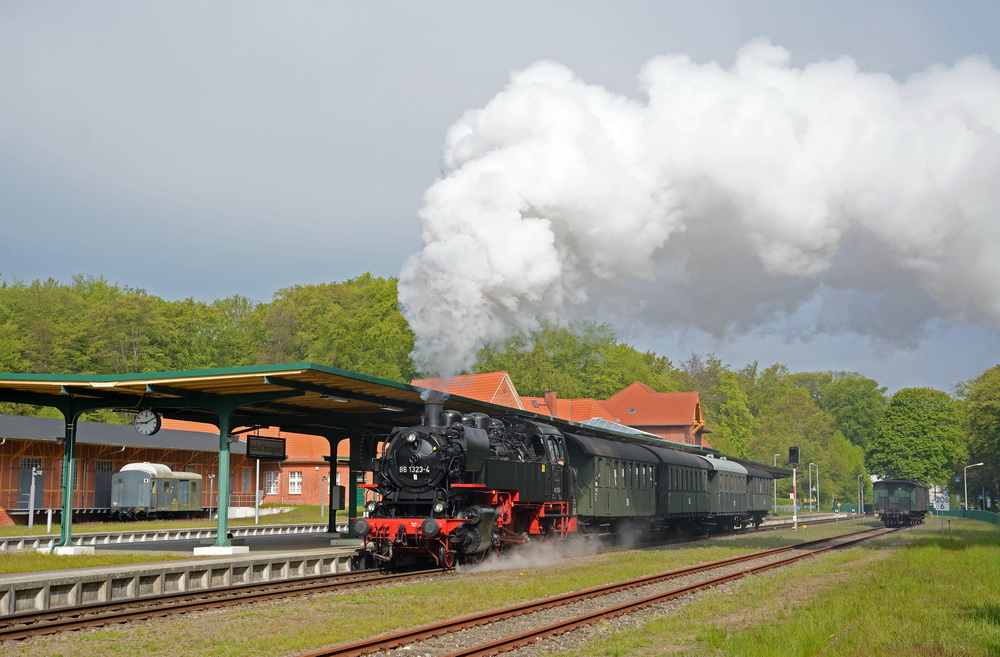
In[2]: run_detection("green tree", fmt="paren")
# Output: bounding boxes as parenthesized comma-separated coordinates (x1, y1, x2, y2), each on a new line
(712, 371, 757, 458)
(816, 374, 888, 451)
(264, 274, 415, 381)
(474, 321, 683, 399)
(868, 387, 967, 483)
(958, 365, 1000, 505)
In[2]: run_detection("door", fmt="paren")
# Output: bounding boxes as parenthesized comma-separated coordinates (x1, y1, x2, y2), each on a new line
(18, 458, 44, 509)
(94, 461, 114, 507)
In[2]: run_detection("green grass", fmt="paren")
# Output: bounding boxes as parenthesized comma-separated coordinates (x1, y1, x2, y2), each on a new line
(554, 519, 1000, 657)
(0, 505, 349, 537)
(0, 506, 349, 573)
(0, 551, 183, 574)
(6, 518, 997, 657)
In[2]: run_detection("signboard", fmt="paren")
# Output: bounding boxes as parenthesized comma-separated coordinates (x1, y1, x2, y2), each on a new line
(247, 436, 287, 461)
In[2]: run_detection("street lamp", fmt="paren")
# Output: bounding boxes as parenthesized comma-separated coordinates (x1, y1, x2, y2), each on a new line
(773, 454, 781, 515)
(809, 463, 819, 513)
(208, 473, 216, 519)
(857, 474, 863, 514)
(964, 462, 984, 511)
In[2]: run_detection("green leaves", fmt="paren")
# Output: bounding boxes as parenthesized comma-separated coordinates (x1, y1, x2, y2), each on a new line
(868, 388, 967, 484)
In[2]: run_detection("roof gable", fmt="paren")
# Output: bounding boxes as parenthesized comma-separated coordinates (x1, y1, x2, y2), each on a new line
(601, 384, 703, 427)
(410, 372, 524, 409)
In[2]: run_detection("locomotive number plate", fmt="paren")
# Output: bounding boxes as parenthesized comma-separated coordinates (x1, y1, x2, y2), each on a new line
(398, 465, 431, 474)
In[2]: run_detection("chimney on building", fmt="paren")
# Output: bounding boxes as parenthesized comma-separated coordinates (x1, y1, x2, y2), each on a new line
(544, 389, 557, 418)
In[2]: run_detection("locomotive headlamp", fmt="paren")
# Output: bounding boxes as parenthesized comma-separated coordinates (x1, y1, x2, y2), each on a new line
(406, 432, 418, 443)
(365, 501, 378, 513)
(432, 500, 445, 514)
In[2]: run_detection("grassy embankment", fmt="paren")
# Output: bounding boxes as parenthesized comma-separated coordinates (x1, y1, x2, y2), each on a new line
(6, 518, 998, 657)
(0, 505, 345, 574)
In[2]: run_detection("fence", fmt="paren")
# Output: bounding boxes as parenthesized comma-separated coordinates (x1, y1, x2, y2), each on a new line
(933, 509, 1000, 525)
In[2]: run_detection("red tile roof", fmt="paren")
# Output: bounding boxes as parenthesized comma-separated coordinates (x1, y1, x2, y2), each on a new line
(601, 383, 703, 427)
(520, 396, 616, 423)
(411, 372, 524, 410)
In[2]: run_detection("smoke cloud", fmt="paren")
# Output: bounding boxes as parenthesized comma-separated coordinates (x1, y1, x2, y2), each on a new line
(399, 39, 1000, 377)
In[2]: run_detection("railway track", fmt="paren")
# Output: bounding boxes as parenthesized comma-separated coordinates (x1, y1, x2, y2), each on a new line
(0, 514, 866, 645)
(298, 526, 896, 657)
(0, 567, 447, 642)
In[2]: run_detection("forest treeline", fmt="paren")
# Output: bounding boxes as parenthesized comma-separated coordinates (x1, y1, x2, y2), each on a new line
(1, 274, 997, 509)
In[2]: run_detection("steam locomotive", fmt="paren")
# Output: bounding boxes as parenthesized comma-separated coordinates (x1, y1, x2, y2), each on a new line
(352, 401, 772, 569)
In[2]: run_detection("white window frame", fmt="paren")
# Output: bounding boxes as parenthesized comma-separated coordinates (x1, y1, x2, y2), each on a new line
(264, 471, 279, 495)
(289, 471, 303, 495)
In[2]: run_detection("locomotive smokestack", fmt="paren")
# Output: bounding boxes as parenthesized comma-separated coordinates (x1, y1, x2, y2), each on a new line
(424, 395, 444, 427)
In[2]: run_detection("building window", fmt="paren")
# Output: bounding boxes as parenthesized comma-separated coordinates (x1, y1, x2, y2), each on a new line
(58, 459, 79, 491)
(242, 467, 251, 492)
(265, 471, 279, 495)
(289, 471, 303, 495)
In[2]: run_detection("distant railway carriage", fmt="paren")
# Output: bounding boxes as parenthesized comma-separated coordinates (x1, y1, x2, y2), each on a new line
(744, 466, 774, 520)
(110, 462, 203, 520)
(873, 478, 929, 527)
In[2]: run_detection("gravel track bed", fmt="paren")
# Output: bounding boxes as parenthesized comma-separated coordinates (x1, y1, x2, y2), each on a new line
(365, 533, 872, 657)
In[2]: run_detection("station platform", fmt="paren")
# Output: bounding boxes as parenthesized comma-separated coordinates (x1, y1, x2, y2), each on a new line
(0, 524, 364, 617)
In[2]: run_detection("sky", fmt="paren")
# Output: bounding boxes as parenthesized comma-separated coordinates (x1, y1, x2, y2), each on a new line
(2, 2, 999, 393)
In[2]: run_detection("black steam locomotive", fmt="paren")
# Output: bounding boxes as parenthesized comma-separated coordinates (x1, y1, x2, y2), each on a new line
(352, 400, 771, 569)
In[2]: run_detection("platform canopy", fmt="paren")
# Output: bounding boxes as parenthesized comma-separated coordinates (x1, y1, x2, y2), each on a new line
(0, 362, 787, 553)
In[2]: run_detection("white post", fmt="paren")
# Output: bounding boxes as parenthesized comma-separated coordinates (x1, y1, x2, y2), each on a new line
(254, 458, 260, 525)
(793, 467, 798, 531)
(964, 463, 984, 512)
(773, 454, 780, 516)
(808, 465, 813, 513)
(28, 468, 40, 530)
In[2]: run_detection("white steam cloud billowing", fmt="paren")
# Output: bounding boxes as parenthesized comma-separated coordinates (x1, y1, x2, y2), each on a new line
(399, 39, 1000, 377)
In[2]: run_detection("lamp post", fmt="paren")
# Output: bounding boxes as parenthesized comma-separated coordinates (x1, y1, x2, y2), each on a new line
(773, 454, 781, 515)
(964, 462, 984, 511)
(857, 474, 862, 515)
(808, 463, 818, 513)
(208, 473, 216, 519)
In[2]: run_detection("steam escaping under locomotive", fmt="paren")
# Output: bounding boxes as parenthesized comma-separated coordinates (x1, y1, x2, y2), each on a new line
(352, 400, 772, 569)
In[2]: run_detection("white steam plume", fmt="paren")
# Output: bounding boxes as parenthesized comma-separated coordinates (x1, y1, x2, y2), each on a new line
(399, 39, 1000, 377)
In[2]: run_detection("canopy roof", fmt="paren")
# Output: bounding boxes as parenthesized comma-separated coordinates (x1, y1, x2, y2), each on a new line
(0, 362, 787, 475)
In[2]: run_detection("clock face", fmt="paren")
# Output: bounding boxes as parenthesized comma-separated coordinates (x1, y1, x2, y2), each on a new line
(134, 409, 162, 436)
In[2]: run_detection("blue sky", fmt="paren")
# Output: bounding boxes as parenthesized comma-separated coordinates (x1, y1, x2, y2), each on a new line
(2, 2, 998, 392)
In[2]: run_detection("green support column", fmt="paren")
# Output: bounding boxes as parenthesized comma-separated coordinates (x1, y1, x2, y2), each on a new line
(213, 411, 233, 548)
(55, 418, 78, 550)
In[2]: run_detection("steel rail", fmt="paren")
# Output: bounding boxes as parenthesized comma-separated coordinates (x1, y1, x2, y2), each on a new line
(298, 527, 893, 657)
(438, 528, 896, 657)
(0, 568, 448, 641)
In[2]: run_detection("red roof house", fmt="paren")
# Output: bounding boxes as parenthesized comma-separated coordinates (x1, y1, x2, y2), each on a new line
(600, 383, 709, 446)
